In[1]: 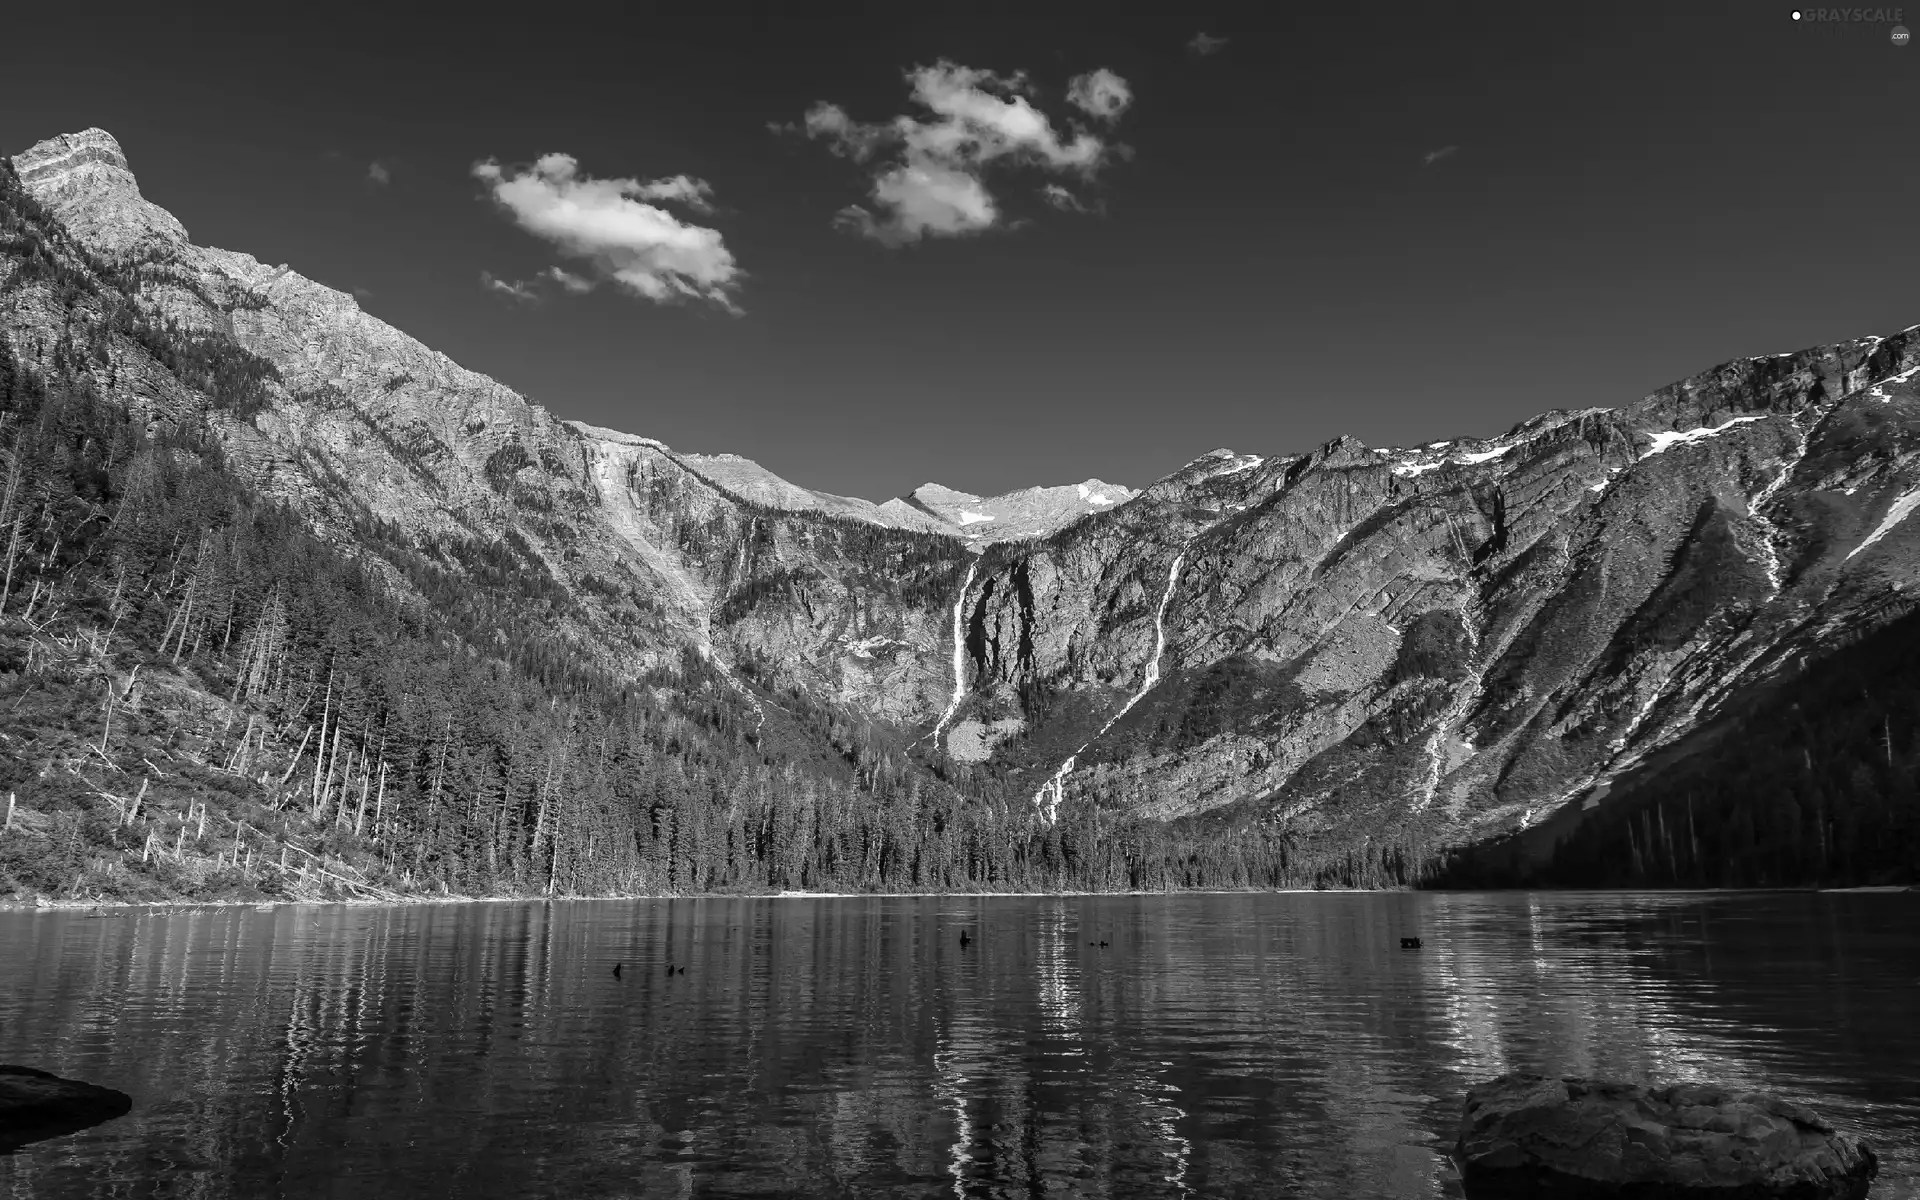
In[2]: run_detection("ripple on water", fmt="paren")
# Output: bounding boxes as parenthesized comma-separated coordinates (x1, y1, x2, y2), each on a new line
(0, 891, 1914, 1198)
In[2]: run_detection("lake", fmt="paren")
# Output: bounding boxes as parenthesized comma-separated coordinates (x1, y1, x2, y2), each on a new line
(0, 891, 1914, 1198)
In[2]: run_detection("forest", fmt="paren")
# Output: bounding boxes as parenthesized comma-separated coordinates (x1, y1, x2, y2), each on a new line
(0, 157, 1429, 904)
(1430, 599, 1920, 890)
(5, 150, 1909, 906)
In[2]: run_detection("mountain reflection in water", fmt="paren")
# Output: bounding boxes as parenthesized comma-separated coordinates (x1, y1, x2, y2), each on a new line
(0, 892, 1914, 1199)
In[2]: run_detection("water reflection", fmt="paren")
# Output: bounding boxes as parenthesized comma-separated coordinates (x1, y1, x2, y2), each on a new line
(0, 892, 1914, 1198)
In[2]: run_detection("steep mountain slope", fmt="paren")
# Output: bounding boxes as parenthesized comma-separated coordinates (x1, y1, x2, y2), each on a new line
(0, 147, 1333, 904)
(1432, 595, 1920, 888)
(9, 126, 1920, 887)
(948, 338, 1920, 851)
(11, 130, 986, 717)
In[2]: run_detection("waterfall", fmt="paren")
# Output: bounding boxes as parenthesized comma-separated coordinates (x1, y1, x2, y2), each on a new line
(1033, 553, 1186, 824)
(929, 559, 980, 751)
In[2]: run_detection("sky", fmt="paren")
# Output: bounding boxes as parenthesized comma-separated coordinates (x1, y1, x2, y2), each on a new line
(3, 2, 1916, 501)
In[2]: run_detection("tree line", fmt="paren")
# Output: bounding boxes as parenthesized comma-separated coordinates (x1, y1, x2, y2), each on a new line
(3, 154, 1430, 901)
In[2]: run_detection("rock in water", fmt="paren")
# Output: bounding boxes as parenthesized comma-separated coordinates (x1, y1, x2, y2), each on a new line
(1455, 1074, 1876, 1199)
(0, 1064, 134, 1153)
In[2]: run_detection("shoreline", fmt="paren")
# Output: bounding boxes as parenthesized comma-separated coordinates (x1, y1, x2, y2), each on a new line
(0, 887, 1378, 914)
(1, 883, 1909, 915)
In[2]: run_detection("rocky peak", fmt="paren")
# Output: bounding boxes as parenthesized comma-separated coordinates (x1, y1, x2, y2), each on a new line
(9, 128, 188, 257)
(13, 128, 131, 179)
(14, 122, 1920, 876)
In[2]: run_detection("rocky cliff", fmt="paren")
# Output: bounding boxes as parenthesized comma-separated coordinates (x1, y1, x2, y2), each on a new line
(955, 340, 1920, 849)
(11, 127, 1920, 863)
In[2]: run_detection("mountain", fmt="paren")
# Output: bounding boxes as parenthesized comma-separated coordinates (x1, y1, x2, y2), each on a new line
(1433, 598, 1920, 888)
(4, 127, 1919, 901)
(0, 133, 1313, 905)
(904, 479, 1140, 544)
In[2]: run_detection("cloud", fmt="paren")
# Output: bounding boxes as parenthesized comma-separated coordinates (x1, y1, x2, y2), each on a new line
(1188, 32, 1228, 56)
(1039, 183, 1096, 214)
(545, 266, 595, 294)
(480, 265, 602, 304)
(1422, 145, 1460, 166)
(1066, 69, 1132, 122)
(472, 153, 742, 311)
(836, 165, 997, 244)
(628, 174, 714, 213)
(481, 271, 540, 303)
(366, 161, 392, 187)
(787, 59, 1130, 246)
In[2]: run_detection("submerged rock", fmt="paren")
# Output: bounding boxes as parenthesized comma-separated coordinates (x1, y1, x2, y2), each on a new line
(0, 1065, 134, 1153)
(1455, 1074, 1876, 1200)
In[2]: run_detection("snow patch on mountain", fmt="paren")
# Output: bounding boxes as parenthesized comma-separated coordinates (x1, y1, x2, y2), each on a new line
(907, 478, 1139, 542)
(1847, 485, 1920, 561)
(1640, 415, 1768, 459)
(1865, 364, 1919, 402)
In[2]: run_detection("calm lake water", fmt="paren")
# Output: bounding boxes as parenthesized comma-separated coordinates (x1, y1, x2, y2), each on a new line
(0, 891, 1914, 1199)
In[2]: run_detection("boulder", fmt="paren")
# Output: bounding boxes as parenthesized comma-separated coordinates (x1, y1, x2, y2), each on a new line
(1455, 1074, 1876, 1200)
(0, 1065, 133, 1154)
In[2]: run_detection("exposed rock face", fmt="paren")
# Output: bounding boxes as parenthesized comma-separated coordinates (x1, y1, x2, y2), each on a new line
(950, 338, 1920, 850)
(11, 129, 189, 258)
(0, 1064, 134, 1153)
(6, 129, 971, 721)
(11, 125, 1920, 858)
(1454, 1074, 1877, 1199)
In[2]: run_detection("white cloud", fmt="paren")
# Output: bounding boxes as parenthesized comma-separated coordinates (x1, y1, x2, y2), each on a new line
(481, 271, 539, 302)
(628, 174, 714, 212)
(480, 265, 600, 303)
(789, 59, 1130, 246)
(1188, 32, 1227, 56)
(1066, 69, 1132, 123)
(545, 266, 595, 294)
(472, 153, 742, 311)
(836, 163, 998, 244)
(1039, 184, 1085, 212)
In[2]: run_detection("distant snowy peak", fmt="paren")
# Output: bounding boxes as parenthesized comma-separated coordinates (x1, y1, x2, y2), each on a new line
(906, 478, 1140, 543)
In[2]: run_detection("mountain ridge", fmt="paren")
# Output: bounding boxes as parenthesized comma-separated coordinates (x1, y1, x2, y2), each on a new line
(6, 125, 1920, 900)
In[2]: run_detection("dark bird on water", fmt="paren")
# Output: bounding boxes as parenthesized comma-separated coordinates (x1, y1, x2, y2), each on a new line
(959, 930, 971, 948)
(1400, 937, 1422, 949)
(612, 962, 622, 979)
(666, 963, 675, 976)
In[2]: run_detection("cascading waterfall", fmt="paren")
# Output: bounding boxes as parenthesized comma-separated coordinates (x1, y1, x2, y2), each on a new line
(1748, 413, 1819, 590)
(928, 559, 980, 751)
(1414, 600, 1525, 816)
(1033, 553, 1186, 825)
